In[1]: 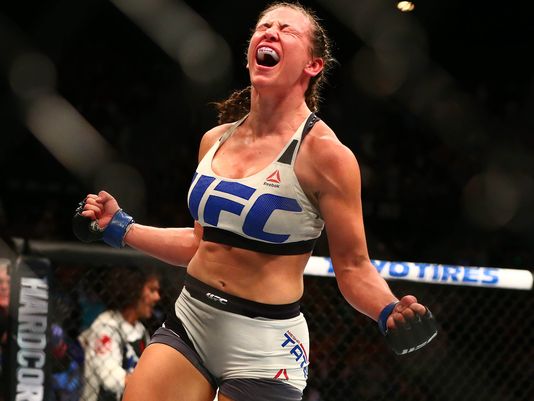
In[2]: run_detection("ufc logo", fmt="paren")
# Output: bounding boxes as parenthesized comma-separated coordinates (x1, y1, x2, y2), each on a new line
(206, 292, 228, 305)
(188, 174, 301, 243)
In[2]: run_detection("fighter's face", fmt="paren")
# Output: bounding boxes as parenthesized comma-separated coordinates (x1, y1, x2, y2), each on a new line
(247, 6, 319, 89)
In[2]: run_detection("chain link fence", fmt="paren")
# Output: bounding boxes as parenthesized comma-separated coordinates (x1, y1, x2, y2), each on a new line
(4, 244, 533, 401)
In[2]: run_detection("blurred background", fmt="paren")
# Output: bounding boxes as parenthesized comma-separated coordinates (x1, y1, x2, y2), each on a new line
(0, 1, 533, 400)
(1, 0, 534, 267)
(0, 0, 534, 267)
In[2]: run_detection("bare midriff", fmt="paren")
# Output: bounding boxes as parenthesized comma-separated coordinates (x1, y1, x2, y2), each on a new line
(187, 240, 310, 305)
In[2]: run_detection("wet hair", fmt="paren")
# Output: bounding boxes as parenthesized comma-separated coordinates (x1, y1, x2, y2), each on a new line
(214, 1, 336, 124)
(104, 265, 159, 311)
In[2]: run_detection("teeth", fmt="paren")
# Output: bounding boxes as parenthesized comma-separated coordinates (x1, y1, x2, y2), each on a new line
(257, 47, 280, 62)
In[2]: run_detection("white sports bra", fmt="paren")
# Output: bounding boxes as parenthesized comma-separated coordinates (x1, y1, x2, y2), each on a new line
(187, 113, 324, 255)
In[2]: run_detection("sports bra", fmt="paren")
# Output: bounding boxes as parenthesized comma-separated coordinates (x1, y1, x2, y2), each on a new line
(187, 113, 325, 255)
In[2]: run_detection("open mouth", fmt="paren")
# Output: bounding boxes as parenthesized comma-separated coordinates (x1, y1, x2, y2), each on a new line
(256, 46, 280, 67)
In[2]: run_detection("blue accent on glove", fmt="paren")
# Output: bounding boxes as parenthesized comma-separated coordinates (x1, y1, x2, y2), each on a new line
(102, 209, 134, 248)
(378, 301, 399, 334)
(378, 301, 438, 355)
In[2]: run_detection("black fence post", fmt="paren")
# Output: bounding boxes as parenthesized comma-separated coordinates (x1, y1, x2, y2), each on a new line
(6, 256, 52, 401)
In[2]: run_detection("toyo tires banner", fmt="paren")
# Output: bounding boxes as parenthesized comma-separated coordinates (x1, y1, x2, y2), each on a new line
(304, 257, 533, 290)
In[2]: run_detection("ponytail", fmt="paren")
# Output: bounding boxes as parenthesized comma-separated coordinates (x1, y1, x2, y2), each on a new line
(213, 86, 251, 124)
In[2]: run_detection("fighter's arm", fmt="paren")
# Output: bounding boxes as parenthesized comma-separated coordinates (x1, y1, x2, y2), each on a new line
(309, 135, 437, 354)
(75, 125, 229, 267)
(309, 136, 433, 338)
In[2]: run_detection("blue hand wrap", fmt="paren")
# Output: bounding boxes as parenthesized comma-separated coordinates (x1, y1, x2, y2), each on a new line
(102, 209, 134, 248)
(378, 301, 399, 335)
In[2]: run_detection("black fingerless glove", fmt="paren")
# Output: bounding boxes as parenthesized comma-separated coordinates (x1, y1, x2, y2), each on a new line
(72, 200, 134, 248)
(378, 302, 438, 355)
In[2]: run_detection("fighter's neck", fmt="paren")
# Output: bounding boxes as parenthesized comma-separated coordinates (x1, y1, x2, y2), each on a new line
(247, 92, 310, 137)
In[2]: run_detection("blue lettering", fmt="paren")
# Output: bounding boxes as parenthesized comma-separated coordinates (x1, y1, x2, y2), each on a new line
(389, 263, 409, 277)
(204, 196, 245, 226)
(373, 260, 388, 273)
(417, 264, 431, 279)
(432, 265, 440, 280)
(441, 266, 461, 282)
(290, 345, 303, 362)
(189, 176, 305, 242)
(327, 259, 334, 274)
(482, 268, 499, 284)
(188, 175, 216, 220)
(281, 332, 295, 348)
(281, 331, 308, 378)
(462, 267, 479, 283)
(214, 181, 255, 199)
(243, 194, 301, 243)
(192, 179, 257, 226)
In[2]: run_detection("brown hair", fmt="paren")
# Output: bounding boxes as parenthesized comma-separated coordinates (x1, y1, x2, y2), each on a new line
(104, 265, 160, 311)
(214, 1, 335, 124)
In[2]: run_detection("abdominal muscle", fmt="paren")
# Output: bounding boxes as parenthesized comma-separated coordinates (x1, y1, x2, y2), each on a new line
(186, 240, 310, 305)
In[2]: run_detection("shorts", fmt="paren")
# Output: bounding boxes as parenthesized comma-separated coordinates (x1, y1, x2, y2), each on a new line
(149, 274, 309, 401)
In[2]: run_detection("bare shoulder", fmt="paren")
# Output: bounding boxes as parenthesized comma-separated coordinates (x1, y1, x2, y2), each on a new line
(297, 120, 360, 194)
(198, 123, 233, 162)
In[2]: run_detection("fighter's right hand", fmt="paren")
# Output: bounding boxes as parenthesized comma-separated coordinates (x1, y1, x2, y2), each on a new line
(72, 191, 134, 248)
(81, 191, 120, 229)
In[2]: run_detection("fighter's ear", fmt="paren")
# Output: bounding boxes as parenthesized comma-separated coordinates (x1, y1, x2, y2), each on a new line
(304, 57, 324, 77)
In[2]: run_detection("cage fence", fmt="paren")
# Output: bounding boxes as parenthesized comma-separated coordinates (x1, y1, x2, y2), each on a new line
(3, 242, 533, 401)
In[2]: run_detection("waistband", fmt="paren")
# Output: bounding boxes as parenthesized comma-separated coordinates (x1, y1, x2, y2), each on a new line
(183, 273, 301, 320)
(202, 227, 317, 255)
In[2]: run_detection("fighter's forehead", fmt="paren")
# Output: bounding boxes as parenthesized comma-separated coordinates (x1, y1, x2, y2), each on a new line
(256, 6, 312, 32)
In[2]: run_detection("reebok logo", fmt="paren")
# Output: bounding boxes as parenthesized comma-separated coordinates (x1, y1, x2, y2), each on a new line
(266, 170, 281, 183)
(264, 170, 281, 188)
(274, 368, 289, 380)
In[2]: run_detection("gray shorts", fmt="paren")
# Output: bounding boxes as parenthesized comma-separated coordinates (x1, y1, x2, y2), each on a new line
(149, 274, 309, 401)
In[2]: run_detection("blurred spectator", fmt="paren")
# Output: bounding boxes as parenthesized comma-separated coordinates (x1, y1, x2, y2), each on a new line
(0, 219, 16, 401)
(48, 263, 86, 401)
(78, 266, 160, 401)
(0, 258, 11, 400)
(0, 259, 10, 335)
(78, 268, 107, 332)
(50, 323, 84, 401)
